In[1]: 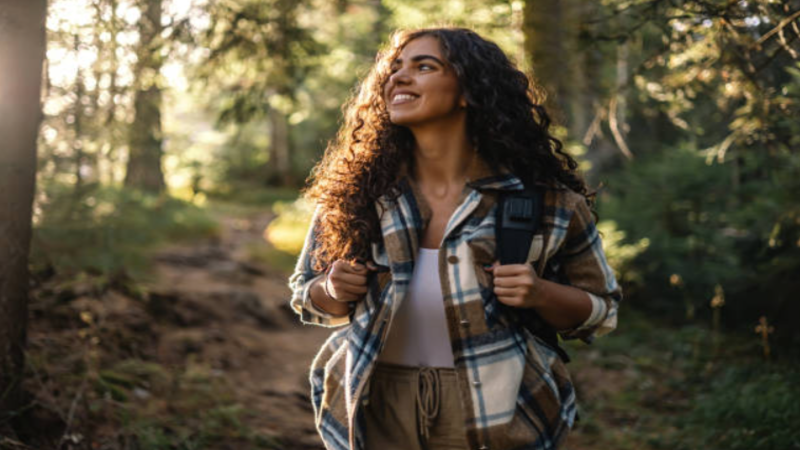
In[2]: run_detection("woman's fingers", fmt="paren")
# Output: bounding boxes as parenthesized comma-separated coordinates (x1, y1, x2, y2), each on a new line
(488, 263, 531, 277)
(486, 262, 539, 308)
(333, 290, 363, 302)
(334, 260, 369, 274)
(492, 274, 533, 288)
(327, 259, 375, 302)
(493, 286, 524, 296)
(330, 270, 369, 286)
(332, 281, 369, 302)
(336, 282, 369, 296)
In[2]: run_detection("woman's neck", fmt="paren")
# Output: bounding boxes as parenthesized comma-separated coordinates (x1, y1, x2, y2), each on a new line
(411, 124, 475, 188)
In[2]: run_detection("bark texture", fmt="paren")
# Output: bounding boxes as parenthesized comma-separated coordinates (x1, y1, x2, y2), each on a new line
(523, 0, 620, 179)
(0, 0, 46, 424)
(124, 0, 166, 192)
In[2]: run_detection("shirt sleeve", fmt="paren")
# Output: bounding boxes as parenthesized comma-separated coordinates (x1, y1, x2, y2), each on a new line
(554, 193, 622, 344)
(288, 205, 352, 327)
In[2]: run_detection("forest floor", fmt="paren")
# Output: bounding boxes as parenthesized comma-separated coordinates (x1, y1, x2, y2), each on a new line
(18, 203, 691, 450)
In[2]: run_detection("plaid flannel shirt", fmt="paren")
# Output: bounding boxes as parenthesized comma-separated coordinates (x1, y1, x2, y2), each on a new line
(289, 172, 622, 450)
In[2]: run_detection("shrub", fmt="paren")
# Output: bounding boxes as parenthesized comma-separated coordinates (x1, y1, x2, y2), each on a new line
(31, 183, 220, 283)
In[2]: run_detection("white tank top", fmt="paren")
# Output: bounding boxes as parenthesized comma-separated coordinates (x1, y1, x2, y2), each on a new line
(378, 248, 456, 368)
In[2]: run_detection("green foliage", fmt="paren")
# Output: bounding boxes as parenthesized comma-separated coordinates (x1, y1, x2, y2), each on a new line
(264, 198, 314, 256)
(674, 366, 800, 450)
(207, 184, 299, 206)
(245, 244, 301, 275)
(567, 308, 800, 450)
(604, 147, 735, 310)
(31, 183, 219, 282)
(596, 219, 650, 286)
(603, 139, 800, 348)
(92, 358, 281, 450)
(384, 0, 523, 60)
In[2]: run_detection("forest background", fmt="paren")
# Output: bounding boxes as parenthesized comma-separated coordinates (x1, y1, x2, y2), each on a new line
(2, 0, 800, 449)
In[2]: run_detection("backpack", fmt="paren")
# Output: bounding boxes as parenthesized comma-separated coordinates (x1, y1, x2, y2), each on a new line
(496, 187, 571, 363)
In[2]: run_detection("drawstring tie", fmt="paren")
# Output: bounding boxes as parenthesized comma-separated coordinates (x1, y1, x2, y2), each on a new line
(416, 367, 441, 440)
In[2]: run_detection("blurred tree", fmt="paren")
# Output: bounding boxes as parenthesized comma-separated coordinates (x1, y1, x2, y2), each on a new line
(582, 0, 800, 345)
(124, 0, 166, 192)
(198, 0, 325, 187)
(524, 0, 583, 132)
(0, 0, 46, 431)
(39, 0, 137, 190)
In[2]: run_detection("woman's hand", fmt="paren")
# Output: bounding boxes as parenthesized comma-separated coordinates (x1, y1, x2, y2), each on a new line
(309, 260, 376, 317)
(484, 260, 596, 330)
(484, 261, 543, 308)
(325, 260, 375, 302)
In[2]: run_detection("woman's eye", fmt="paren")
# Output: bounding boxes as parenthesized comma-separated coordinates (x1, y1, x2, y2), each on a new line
(388, 63, 434, 74)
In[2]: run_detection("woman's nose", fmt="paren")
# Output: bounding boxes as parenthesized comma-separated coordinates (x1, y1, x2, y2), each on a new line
(388, 67, 411, 85)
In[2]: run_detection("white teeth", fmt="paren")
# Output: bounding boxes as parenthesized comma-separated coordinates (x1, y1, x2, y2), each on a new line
(393, 94, 417, 102)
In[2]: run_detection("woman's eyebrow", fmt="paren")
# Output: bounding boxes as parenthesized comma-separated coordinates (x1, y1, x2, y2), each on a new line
(392, 54, 445, 66)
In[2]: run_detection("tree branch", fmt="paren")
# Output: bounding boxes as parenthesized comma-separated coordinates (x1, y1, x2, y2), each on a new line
(750, 9, 800, 50)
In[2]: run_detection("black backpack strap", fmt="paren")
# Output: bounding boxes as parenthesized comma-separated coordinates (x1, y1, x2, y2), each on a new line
(496, 187, 543, 265)
(496, 186, 571, 364)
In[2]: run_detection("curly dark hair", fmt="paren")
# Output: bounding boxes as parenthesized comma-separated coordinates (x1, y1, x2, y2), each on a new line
(304, 27, 591, 270)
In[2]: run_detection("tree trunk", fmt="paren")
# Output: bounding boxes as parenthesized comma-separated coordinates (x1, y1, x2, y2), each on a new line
(104, 0, 120, 185)
(0, 0, 46, 428)
(523, 0, 569, 124)
(580, 3, 622, 178)
(264, 0, 297, 187)
(73, 35, 87, 192)
(124, 0, 166, 192)
(523, 0, 590, 137)
(267, 107, 291, 186)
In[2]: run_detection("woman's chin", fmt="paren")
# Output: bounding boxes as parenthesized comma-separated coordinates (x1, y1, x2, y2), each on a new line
(388, 115, 416, 127)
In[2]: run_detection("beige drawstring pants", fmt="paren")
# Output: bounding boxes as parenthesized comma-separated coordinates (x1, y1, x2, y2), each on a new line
(363, 362, 469, 450)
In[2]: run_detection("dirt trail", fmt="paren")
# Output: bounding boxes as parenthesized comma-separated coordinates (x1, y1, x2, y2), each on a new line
(146, 210, 330, 449)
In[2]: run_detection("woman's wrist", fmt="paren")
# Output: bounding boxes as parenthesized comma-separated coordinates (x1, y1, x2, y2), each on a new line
(309, 276, 351, 317)
(528, 278, 593, 330)
(323, 268, 338, 301)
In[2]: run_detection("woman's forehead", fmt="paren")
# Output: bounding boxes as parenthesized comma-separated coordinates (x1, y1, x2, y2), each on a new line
(396, 35, 444, 60)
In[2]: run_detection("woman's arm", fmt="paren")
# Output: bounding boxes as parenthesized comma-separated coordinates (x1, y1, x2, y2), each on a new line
(489, 193, 621, 343)
(548, 194, 621, 342)
(288, 206, 352, 327)
(307, 260, 373, 317)
(308, 277, 351, 317)
(490, 264, 593, 330)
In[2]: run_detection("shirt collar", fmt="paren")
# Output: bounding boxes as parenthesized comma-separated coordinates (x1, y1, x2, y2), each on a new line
(397, 171, 560, 196)
(466, 172, 525, 192)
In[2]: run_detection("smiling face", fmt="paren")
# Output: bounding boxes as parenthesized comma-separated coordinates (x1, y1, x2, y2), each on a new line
(383, 35, 467, 128)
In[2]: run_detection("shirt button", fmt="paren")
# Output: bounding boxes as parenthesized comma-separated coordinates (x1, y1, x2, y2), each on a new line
(447, 255, 459, 264)
(460, 319, 470, 327)
(479, 446, 489, 450)
(473, 381, 482, 387)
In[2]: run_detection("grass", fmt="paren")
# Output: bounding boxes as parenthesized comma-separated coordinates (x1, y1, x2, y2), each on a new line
(19, 184, 297, 449)
(564, 307, 800, 450)
(31, 183, 220, 285)
(263, 199, 313, 256)
(22, 336, 283, 449)
(206, 185, 300, 206)
(245, 244, 300, 274)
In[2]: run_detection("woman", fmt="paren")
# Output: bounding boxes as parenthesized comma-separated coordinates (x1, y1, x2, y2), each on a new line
(289, 27, 621, 450)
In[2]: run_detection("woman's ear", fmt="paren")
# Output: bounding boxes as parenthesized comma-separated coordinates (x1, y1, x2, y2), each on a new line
(459, 95, 467, 108)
